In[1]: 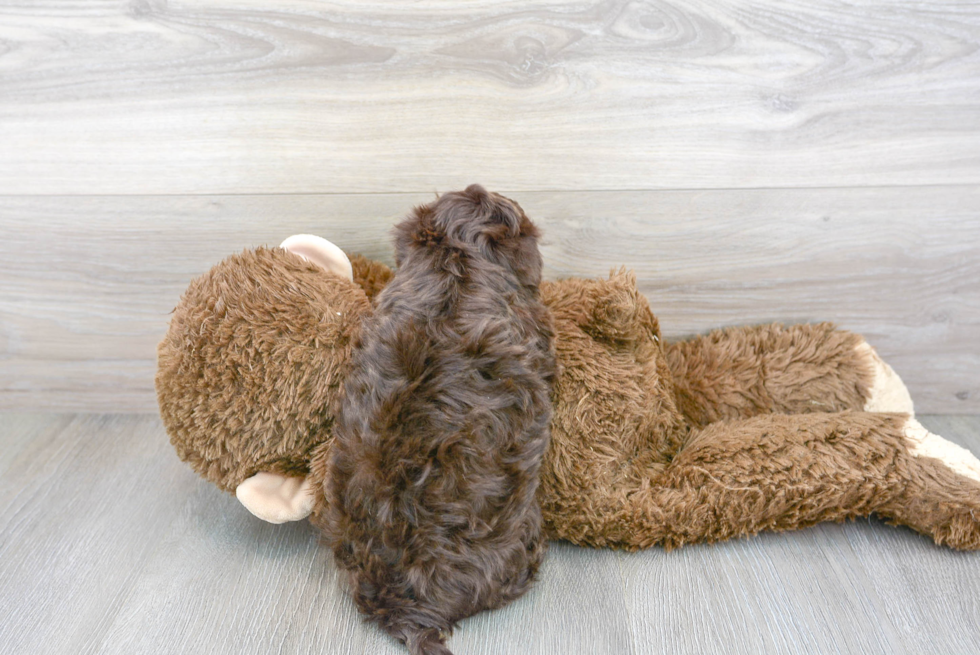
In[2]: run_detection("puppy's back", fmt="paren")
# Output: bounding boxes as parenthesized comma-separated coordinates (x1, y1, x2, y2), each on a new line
(327, 186, 554, 655)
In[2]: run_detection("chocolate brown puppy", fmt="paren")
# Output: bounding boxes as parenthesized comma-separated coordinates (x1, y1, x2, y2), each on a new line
(325, 186, 555, 655)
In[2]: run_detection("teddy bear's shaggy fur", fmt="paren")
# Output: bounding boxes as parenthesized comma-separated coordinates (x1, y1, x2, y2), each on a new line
(156, 246, 368, 492)
(326, 186, 555, 655)
(157, 207, 980, 554)
(535, 278, 980, 549)
(156, 188, 980, 650)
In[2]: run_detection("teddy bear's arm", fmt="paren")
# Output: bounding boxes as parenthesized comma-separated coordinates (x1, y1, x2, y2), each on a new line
(546, 411, 980, 551)
(348, 254, 393, 301)
(664, 323, 913, 429)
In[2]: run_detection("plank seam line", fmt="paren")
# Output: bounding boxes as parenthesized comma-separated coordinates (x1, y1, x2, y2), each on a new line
(0, 182, 978, 199)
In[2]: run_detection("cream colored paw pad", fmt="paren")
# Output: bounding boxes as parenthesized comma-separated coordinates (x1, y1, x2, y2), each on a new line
(904, 418, 980, 483)
(236, 472, 315, 524)
(857, 342, 914, 415)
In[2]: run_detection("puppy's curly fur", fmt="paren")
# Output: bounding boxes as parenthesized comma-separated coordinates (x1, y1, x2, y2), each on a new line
(326, 185, 556, 655)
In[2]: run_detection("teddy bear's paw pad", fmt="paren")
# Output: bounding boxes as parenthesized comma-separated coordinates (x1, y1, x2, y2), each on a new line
(236, 472, 315, 524)
(857, 342, 914, 415)
(904, 418, 980, 484)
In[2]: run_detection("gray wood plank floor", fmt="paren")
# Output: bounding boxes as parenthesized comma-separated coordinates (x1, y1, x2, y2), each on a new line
(2, 413, 979, 655)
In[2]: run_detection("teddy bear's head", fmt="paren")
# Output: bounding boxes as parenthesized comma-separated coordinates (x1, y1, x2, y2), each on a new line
(156, 236, 391, 523)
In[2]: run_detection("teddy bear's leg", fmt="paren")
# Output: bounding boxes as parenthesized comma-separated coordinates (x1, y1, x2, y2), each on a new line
(665, 323, 913, 428)
(875, 418, 980, 549)
(665, 412, 980, 550)
(551, 412, 980, 551)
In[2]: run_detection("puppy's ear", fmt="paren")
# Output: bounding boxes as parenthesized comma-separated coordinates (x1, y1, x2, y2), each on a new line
(280, 234, 354, 281)
(235, 472, 315, 524)
(458, 186, 541, 277)
(393, 202, 440, 267)
(465, 184, 529, 241)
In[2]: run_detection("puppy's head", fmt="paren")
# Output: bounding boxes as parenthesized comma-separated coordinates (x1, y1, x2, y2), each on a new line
(395, 185, 542, 285)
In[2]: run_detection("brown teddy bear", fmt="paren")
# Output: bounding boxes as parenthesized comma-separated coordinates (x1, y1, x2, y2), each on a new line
(157, 203, 980, 559)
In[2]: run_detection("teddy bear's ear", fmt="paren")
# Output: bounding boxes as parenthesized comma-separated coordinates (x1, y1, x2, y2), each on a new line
(280, 234, 354, 282)
(235, 472, 315, 524)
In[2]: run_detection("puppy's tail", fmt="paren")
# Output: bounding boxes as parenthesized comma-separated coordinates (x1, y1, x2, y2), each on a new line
(403, 626, 454, 655)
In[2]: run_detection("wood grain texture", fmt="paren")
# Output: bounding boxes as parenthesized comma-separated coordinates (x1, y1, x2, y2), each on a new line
(615, 414, 980, 655)
(1, 413, 978, 654)
(1, 1, 979, 194)
(2, 188, 978, 413)
(0, 415, 200, 655)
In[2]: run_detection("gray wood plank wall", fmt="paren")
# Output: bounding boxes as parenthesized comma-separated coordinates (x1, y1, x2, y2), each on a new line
(1, 1, 979, 412)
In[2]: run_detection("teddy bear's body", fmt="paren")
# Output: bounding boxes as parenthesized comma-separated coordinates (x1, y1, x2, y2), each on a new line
(538, 274, 980, 549)
(159, 247, 980, 552)
(157, 193, 980, 654)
